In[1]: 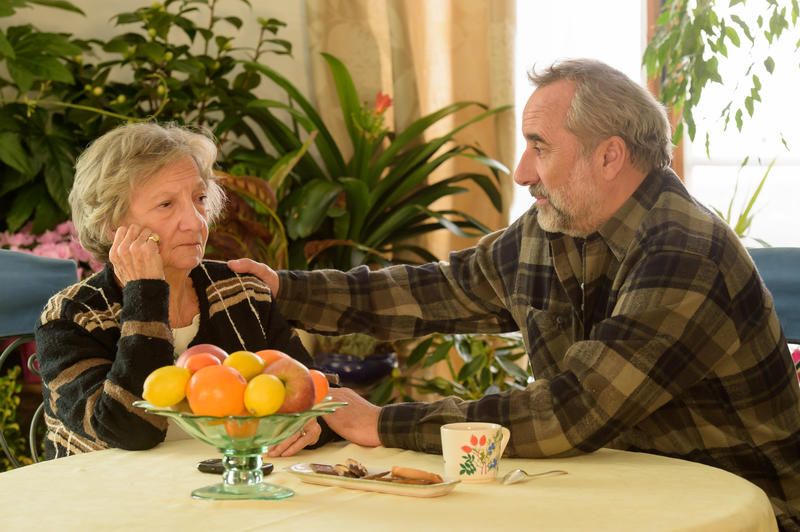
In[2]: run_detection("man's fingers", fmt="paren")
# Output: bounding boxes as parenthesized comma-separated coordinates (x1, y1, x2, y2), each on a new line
(227, 258, 259, 273)
(227, 258, 279, 296)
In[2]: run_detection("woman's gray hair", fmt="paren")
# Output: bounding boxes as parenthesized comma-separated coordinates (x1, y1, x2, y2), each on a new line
(529, 59, 673, 173)
(69, 122, 226, 262)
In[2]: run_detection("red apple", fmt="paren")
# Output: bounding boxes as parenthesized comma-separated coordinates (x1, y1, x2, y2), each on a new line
(176, 344, 228, 368)
(262, 357, 315, 413)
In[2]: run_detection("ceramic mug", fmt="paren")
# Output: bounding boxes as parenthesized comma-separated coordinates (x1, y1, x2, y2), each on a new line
(440, 422, 510, 482)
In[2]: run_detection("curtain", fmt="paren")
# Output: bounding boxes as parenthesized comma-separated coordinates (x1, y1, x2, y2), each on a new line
(305, 0, 516, 259)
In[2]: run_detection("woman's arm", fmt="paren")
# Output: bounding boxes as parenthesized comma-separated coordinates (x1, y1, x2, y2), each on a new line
(36, 279, 174, 452)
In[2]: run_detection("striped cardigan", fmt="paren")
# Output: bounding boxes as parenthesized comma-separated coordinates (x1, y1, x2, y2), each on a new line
(35, 260, 319, 458)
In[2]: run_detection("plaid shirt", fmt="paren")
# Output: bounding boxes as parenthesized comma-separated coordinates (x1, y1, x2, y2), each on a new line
(278, 169, 800, 527)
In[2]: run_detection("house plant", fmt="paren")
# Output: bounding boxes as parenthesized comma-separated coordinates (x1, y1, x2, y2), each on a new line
(369, 333, 530, 405)
(243, 54, 510, 270)
(0, 0, 299, 267)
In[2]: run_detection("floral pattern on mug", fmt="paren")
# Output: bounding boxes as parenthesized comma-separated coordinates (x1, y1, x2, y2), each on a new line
(459, 431, 503, 477)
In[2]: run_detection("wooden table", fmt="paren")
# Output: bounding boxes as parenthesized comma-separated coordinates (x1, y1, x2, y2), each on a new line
(0, 439, 777, 531)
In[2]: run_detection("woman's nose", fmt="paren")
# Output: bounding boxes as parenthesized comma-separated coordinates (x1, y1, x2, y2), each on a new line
(178, 203, 205, 231)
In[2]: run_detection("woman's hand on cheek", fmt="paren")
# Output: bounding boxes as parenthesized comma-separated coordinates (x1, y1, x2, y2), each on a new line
(109, 224, 165, 285)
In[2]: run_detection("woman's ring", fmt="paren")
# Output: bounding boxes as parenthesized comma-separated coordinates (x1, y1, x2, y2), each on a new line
(301, 430, 307, 438)
(147, 234, 160, 244)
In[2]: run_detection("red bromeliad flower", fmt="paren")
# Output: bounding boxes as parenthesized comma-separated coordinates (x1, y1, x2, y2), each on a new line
(374, 91, 392, 114)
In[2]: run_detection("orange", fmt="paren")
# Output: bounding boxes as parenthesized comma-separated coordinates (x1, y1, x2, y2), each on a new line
(186, 365, 247, 416)
(225, 418, 259, 439)
(184, 352, 221, 374)
(223, 350, 265, 381)
(142, 366, 191, 407)
(309, 369, 329, 404)
(244, 374, 286, 416)
(254, 349, 290, 368)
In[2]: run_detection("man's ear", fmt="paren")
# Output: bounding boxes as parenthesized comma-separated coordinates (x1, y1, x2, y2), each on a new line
(596, 136, 626, 180)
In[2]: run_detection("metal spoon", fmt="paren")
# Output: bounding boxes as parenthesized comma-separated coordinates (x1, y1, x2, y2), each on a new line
(500, 468, 568, 485)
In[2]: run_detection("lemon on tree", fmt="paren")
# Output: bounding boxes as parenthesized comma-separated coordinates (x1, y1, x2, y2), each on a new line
(244, 374, 286, 416)
(142, 366, 191, 407)
(223, 350, 265, 380)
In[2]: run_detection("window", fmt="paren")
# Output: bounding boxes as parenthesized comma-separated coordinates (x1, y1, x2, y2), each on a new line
(683, 5, 800, 247)
(512, 0, 647, 221)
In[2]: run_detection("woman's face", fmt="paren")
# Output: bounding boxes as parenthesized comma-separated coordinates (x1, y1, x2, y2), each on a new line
(118, 156, 209, 274)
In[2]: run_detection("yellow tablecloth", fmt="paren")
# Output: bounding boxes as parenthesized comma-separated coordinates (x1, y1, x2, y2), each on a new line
(0, 439, 777, 531)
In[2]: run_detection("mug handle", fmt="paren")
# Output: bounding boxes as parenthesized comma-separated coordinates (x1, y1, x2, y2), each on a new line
(499, 427, 511, 455)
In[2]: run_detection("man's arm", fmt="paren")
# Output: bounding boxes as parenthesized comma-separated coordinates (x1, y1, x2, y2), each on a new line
(375, 251, 741, 457)
(231, 227, 519, 341)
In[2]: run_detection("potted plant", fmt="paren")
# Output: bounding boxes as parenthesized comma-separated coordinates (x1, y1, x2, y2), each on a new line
(243, 54, 511, 270)
(369, 333, 530, 405)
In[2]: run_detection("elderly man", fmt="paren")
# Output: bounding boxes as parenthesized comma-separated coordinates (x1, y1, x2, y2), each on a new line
(230, 59, 800, 528)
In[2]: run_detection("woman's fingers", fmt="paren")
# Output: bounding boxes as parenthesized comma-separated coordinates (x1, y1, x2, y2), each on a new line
(267, 419, 321, 457)
(109, 224, 164, 284)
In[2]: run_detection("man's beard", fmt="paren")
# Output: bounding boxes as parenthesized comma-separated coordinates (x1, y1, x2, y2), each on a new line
(529, 174, 598, 237)
(530, 184, 578, 235)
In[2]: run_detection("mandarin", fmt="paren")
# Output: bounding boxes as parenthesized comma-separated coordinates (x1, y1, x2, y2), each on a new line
(186, 365, 247, 416)
(254, 349, 290, 368)
(309, 369, 329, 404)
(184, 352, 221, 374)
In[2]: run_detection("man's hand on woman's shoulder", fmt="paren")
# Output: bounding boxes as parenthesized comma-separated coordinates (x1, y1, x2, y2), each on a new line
(228, 258, 280, 296)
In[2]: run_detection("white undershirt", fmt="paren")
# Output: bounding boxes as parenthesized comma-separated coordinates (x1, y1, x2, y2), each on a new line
(171, 314, 201, 358)
(165, 314, 200, 442)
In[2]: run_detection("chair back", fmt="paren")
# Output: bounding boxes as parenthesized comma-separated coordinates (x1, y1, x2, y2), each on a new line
(0, 249, 78, 468)
(748, 247, 800, 344)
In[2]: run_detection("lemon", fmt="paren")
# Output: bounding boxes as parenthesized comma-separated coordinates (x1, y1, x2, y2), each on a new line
(142, 366, 191, 407)
(223, 351, 265, 381)
(244, 374, 285, 416)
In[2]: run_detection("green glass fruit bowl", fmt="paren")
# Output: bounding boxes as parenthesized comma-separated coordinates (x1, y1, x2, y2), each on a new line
(133, 399, 346, 501)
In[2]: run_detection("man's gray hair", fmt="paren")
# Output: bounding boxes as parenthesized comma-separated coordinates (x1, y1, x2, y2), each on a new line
(69, 122, 226, 262)
(529, 59, 673, 172)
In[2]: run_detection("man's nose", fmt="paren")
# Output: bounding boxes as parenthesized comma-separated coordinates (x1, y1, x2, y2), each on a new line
(513, 152, 538, 186)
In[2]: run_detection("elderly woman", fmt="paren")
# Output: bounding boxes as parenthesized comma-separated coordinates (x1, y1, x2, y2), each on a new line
(35, 122, 330, 459)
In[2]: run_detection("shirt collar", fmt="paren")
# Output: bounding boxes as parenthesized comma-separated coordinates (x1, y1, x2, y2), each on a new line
(596, 167, 679, 262)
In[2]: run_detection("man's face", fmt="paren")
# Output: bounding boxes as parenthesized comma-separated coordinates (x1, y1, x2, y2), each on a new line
(514, 80, 602, 237)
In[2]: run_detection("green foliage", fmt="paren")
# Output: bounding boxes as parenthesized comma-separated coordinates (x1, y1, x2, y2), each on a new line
(246, 54, 510, 270)
(369, 333, 530, 405)
(710, 158, 774, 244)
(1, 0, 508, 271)
(0, 365, 33, 471)
(643, 0, 798, 148)
(314, 332, 389, 359)
(0, 0, 296, 263)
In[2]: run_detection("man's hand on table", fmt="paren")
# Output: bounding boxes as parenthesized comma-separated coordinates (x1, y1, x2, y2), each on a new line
(228, 258, 280, 296)
(323, 387, 381, 447)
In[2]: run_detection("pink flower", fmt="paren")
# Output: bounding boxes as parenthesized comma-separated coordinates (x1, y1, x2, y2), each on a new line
(37, 230, 61, 245)
(5, 231, 35, 248)
(374, 91, 392, 115)
(32, 242, 72, 260)
(68, 239, 93, 263)
(792, 348, 800, 365)
(55, 221, 74, 236)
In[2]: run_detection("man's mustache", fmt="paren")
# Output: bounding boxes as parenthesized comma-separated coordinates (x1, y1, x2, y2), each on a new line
(529, 184, 548, 199)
